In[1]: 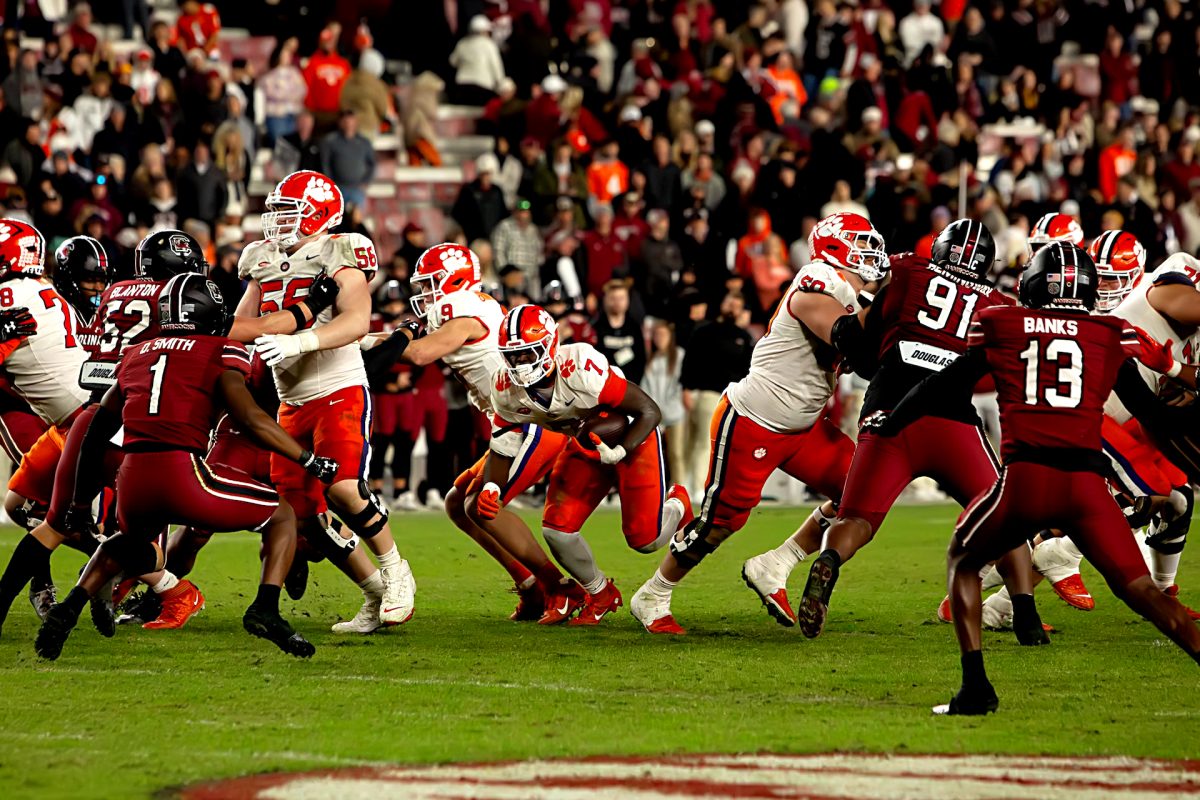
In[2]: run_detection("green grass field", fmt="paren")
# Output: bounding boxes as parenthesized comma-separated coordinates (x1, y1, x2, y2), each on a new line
(1, 504, 1198, 799)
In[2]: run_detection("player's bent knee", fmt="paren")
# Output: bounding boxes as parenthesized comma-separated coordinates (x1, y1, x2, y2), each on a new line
(326, 480, 390, 539)
(669, 521, 732, 568)
(101, 532, 160, 576)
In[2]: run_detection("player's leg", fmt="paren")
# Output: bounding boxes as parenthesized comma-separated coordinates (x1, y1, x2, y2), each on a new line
(539, 446, 613, 624)
(614, 429, 689, 555)
(817, 427, 915, 562)
(419, 389, 450, 506)
(241, 497, 315, 657)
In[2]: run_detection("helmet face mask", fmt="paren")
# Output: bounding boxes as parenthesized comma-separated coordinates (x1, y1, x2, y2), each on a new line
(409, 244, 482, 319)
(53, 235, 111, 318)
(502, 339, 555, 386)
(0, 219, 46, 277)
(1088, 230, 1145, 313)
(808, 212, 890, 282)
(409, 273, 440, 318)
(499, 304, 558, 387)
(263, 171, 344, 248)
(261, 195, 309, 247)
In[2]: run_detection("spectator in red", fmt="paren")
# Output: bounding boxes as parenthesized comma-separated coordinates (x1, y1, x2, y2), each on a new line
(1098, 125, 1137, 203)
(581, 204, 630, 301)
(1099, 27, 1138, 107)
(734, 209, 790, 311)
(612, 191, 649, 256)
(66, 3, 99, 55)
(525, 74, 566, 147)
(1163, 128, 1200, 200)
(303, 28, 352, 128)
(915, 206, 951, 259)
(174, 1, 222, 56)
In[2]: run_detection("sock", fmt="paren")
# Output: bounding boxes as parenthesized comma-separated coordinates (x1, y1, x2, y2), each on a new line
(377, 544, 401, 571)
(392, 486, 403, 499)
(358, 570, 384, 599)
(253, 584, 281, 613)
(534, 561, 565, 594)
(503, 558, 534, 586)
(582, 574, 608, 594)
(818, 548, 843, 569)
(1010, 592, 1038, 629)
(542, 528, 606, 593)
(646, 568, 677, 599)
(151, 572, 179, 595)
(62, 585, 90, 615)
(1150, 550, 1182, 591)
(772, 536, 808, 569)
(661, 495, 686, 535)
(0, 535, 52, 620)
(961, 649, 989, 689)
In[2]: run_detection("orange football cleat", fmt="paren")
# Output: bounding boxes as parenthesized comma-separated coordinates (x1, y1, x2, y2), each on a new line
(667, 484, 693, 531)
(1164, 585, 1200, 620)
(937, 595, 952, 623)
(538, 587, 586, 625)
(142, 580, 205, 630)
(567, 579, 624, 626)
(1049, 573, 1095, 611)
(643, 614, 686, 635)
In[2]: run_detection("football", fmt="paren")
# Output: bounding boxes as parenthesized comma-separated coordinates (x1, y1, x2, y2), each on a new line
(576, 409, 628, 450)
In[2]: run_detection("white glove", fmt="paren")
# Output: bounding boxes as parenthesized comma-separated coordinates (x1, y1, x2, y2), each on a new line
(255, 331, 320, 366)
(589, 433, 627, 465)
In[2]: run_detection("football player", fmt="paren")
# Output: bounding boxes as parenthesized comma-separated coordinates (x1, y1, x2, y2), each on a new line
(397, 244, 571, 621)
(1026, 212, 1084, 257)
(631, 212, 882, 634)
(479, 304, 691, 626)
(788, 220, 1044, 643)
(243, 171, 415, 628)
(35, 273, 338, 660)
(867, 242, 1200, 715)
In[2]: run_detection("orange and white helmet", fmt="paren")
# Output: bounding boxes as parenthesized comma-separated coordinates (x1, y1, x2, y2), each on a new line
(1088, 229, 1146, 312)
(1028, 212, 1083, 258)
(807, 211, 889, 281)
(410, 243, 482, 318)
(0, 218, 46, 277)
(262, 170, 344, 247)
(498, 304, 559, 387)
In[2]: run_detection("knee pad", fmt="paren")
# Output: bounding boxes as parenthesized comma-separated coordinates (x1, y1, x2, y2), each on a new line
(327, 480, 390, 539)
(1147, 487, 1193, 555)
(302, 517, 359, 566)
(813, 503, 837, 534)
(10, 499, 46, 533)
(100, 532, 158, 576)
(668, 520, 731, 569)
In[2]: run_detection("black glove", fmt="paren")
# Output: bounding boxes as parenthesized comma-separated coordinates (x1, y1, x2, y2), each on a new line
(395, 319, 422, 341)
(859, 410, 896, 437)
(297, 449, 339, 483)
(0, 307, 36, 342)
(63, 504, 101, 542)
(303, 274, 340, 316)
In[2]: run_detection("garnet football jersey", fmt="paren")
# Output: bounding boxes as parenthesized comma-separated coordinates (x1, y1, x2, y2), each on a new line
(0, 277, 89, 425)
(972, 306, 1137, 462)
(118, 335, 252, 453)
(489, 342, 627, 457)
(427, 288, 505, 414)
(725, 261, 860, 433)
(238, 233, 376, 405)
(79, 279, 168, 393)
(862, 254, 1010, 419)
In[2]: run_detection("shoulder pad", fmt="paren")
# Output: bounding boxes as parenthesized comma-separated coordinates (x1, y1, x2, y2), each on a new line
(431, 289, 487, 329)
(237, 240, 271, 280)
(323, 233, 377, 277)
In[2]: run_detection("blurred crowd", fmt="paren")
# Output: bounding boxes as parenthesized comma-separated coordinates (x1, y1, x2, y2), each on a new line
(3, 0, 1200, 503)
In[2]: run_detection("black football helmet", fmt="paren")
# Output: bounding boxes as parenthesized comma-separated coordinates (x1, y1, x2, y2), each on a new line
(1018, 241, 1097, 312)
(133, 229, 206, 280)
(157, 272, 231, 336)
(932, 219, 996, 282)
(52, 235, 112, 319)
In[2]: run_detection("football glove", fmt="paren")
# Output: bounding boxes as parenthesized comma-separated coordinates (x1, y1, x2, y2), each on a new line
(395, 319, 423, 340)
(256, 331, 320, 366)
(302, 274, 340, 316)
(0, 307, 36, 342)
(1134, 327, 1181, 378)
(297, 450, 339, 483)
(476, 482, 502, 520)
(589, 433, 627, 465)
(62, 504, 101, 542)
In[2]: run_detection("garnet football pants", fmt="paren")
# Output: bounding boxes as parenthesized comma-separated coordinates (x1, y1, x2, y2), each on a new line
(839, 417, 999, 530)
(698, 395, 853, 533)
(209, 421, 272, 483)
(0, 407, 47, 465)
(955, 461, 1148, 589)
(117, 450, 278, 537)
(543, 430, 667, 550)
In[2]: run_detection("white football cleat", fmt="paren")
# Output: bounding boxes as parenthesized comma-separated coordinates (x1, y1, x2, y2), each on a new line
(379, 559, 416, 626)
(741, 552, 797, 626)
(392, 491, 424, 512)
(331, 597, 382, 634)
(425, 488, 444, 508)
(630, 582, 685, 634)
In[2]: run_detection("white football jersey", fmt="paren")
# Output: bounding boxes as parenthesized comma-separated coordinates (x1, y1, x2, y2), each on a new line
(1105, 253, 1200, 423)
(428, 289, 505, 414)
(0, 277, 89, 425)
(239, 233, 377, 405)
(725, 261, 860, 432)
(489, 342, 625, 457)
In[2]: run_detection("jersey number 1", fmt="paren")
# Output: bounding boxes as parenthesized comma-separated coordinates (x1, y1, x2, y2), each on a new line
(1019, 338, 1083, 408)
(148, 354, 167, 415)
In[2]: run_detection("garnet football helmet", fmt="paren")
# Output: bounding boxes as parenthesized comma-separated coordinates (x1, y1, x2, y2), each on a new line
(1088, 229, 1146, 312)
(932, 219, 996, 282)
(133, 230, 206, 280)
(498, 304, 559, 387)
(807, 212, 889, 282)
(53, 235, 112, 318)
(1027, 212, 1084, 257)
(1019, 241, 1097, 312)
(158, 272, 231, 336)
(410, 243, 482, 318)
(262, 170, 344, 247)
(0, 218, 46, 277)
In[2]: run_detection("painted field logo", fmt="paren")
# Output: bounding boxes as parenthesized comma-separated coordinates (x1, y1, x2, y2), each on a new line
(180, 753, 1200, 799)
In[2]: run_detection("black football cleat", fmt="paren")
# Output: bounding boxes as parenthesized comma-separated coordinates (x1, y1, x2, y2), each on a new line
(28, 579, 56, 621)
(35, 603, 81, 661)
(243, 604, 315, 658)
(1013, 618, 1051, 647)
(117, 591, 162, 625)
(932, 682, 1000, 716)
(797, 552, 840, 639)
(284, 556, 309, 601)
(89, 578, 117, 638)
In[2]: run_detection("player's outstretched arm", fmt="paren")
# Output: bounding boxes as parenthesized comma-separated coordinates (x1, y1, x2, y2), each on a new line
(401, 317, 485, 366)
(227, 275, 340, 343)
(71, 385, 124, 509)
(216, 371, 338, 482)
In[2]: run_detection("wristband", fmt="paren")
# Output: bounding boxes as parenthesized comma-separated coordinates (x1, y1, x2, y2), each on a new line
(296, 449, 315, 467)
(297, 330, 320, 353)
(1167, 361, 1183, 379)
(857, 290, 876, 307)
(287, 305, 307, 329)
